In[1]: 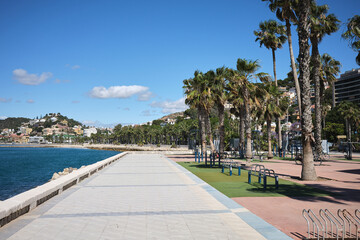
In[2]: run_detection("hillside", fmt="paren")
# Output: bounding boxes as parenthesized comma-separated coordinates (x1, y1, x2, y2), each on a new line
(158, 112, 184, 121)
(0, 117, 30, 130)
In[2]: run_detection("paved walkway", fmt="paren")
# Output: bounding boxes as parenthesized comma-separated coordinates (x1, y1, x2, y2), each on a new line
(0, 153, 290, 240)
(168, 154, 360, 239)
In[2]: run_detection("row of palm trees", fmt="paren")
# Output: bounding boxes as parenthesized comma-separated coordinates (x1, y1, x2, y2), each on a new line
(183, 0, 359, 180)
(183, 60, 284, 163)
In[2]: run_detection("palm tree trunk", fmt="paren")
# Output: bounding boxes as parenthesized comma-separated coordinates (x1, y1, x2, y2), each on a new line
(218, 103, 225, 154)
(239, 105, 245, 157)
(267, 119, 274, 159)
(298, 0, 317, 181)
(311, 38, 323, 155)
(198, 107, 206, 154)
(286, 19, 302, 118)
(205, 112, 216, 153)
(244, 95, 252, 162)
(273, 48, 282, 154)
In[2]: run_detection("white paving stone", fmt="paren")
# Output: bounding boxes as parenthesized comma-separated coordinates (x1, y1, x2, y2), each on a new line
(0, 153, 271, 239)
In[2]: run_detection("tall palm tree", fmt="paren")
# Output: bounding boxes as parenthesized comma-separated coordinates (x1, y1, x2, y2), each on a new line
(310, 3, 340, 155)
(254, 19, 287, 153)
(183, 72, 207, 154)
(227, 73, 246, 157)
(297, 0, 317, 181)
(257, 81, 283, 159)
(337, 101, 360, 160)
(320, 53, 341, 108)
(229, 59, 268, 162)
(184, 71, 216, 154)
(262, 0, 302, 118)
(203, 71, 217, 153)
(208, 67, 229, 154)
(342, 15, 360, 65)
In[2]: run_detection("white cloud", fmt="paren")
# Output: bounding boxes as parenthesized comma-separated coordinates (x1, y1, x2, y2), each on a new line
(137, 91, 154, 101)
(0, 116, 8, 120)
(13, 69, 52, 85)
(150, 97, 188, 114)
(0, 97, 12, 103)
(26, 99, 35, 103)
(89, 85, 153, 101)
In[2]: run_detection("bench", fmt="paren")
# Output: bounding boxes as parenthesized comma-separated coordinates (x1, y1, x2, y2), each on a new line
(221, 159, 242, 176)
(248, 164, 279, 189)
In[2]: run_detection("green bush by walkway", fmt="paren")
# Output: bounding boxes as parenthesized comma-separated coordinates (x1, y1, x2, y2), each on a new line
(177, 162, 330, 198)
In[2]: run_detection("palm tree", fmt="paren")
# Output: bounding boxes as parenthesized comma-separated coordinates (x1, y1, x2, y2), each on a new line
(320, 53, 341, 108)
(207, 67, 229, 154)
(310, 3, 340, 155)
(342, 15, 360, 65)
(227, 73, 246, 158)
(228, 59, 268, 162)
(183, 73, 207, 154)
(203, 71, 216, 153)
(254, 19, 287, 154)
(184, 71, 216, 154)
(297, 0, 317, 181)
(337, 101, 360, 160)
(257, 81, 284, 159)
(262, 0, 302, 118)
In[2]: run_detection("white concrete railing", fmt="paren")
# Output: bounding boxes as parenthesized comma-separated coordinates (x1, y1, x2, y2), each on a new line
(0, 152, 128, 227)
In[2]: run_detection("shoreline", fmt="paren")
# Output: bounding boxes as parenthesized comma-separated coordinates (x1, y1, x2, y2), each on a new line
(0, 143, 193, 154)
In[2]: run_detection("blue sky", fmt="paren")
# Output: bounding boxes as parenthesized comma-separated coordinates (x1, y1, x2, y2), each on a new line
(1, 0, 359, 126)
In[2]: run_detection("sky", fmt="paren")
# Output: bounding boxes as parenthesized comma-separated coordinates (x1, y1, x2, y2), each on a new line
(1, 0, 359, 127)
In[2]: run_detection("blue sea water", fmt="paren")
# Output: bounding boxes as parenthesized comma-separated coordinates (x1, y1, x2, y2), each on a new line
(0, 147, 119, 200)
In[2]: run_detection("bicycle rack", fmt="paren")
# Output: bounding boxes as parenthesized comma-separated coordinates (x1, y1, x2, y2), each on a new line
(356, 209, 360, 221)
(319, 209, 344, 240)
(303, 209, 324, 240)
(303, 209, 360, 240)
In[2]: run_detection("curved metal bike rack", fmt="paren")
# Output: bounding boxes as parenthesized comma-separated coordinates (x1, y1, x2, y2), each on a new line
(303, 209, 360, 240)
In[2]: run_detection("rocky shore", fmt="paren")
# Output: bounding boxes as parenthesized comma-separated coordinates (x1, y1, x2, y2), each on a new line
(50, 166, 83, 181)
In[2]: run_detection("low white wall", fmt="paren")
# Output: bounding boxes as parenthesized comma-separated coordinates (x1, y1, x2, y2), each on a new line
(0, 152, 128, 227)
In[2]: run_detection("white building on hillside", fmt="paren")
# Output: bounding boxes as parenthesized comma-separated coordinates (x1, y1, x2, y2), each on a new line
(83, 128, 97, 137)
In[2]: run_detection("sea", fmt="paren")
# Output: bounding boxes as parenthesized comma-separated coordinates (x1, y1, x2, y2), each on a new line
(0, 147, 119, 201)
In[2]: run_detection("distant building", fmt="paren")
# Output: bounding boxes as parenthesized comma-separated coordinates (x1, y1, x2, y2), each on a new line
(28, 136, 45, 144)
(165, 118, 176, 125)
(60, 119, 68, 126)
(10, 134, 29, 144)
(73, 126, 83, 135)
(42, 128, 54, 136)
(335, 68, 360, 106)
(83, 128, 97, 137)
(19, 127, 32, 135)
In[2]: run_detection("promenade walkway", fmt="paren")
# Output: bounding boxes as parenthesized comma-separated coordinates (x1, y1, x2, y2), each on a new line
(0, 153, 290, 240)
